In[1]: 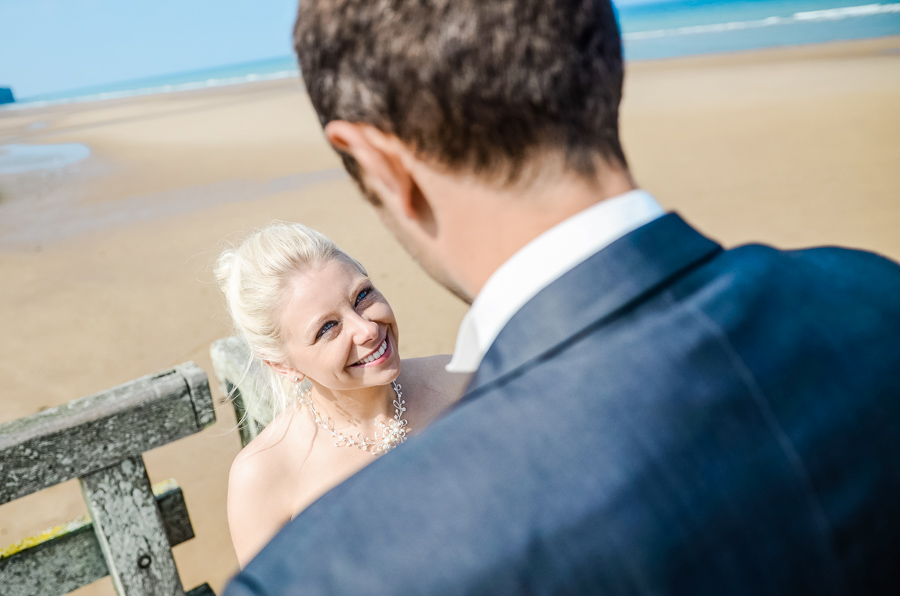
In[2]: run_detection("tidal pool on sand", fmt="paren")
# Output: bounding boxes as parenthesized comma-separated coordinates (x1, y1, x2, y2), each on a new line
(0, 143, 91, 175)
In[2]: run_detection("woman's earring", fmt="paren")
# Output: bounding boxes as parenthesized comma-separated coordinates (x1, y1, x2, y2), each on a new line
(295, 378, 312, 405)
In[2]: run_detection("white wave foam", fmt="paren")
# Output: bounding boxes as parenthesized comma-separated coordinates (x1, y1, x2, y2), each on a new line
(2, 69, 300, 111)
(624, 3, 900, 41)
(795, 3, 900, 20)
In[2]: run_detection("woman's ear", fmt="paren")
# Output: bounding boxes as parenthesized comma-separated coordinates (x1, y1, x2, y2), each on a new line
(324, 121, 418, 220)
(265, 360, 305, 384)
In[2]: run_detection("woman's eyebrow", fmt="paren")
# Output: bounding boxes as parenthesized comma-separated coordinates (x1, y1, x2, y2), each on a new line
(349, 278, 371, 299)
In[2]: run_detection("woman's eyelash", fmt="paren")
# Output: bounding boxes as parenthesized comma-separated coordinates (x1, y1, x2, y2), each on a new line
(316, 321, 337, 339)
(355, 286, 374, 306)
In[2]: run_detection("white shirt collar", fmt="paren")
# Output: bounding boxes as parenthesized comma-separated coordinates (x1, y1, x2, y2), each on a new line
(446, 189, 664, 373)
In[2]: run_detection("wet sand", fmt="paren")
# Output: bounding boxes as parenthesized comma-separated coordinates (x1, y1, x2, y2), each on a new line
(1, 36, 898, 594)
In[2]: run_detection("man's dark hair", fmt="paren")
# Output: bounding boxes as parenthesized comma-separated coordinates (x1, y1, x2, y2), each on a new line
(294, 0, 627, 187)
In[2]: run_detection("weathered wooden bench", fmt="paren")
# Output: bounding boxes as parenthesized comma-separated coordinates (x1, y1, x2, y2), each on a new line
(0, 363, 217, 596)
(210, 337, 264, 449)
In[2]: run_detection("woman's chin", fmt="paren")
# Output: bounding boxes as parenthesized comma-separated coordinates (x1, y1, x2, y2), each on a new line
(356, 358, 401, 383)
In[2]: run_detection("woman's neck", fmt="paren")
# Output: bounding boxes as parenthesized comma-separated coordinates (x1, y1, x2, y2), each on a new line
(309, 382, 397, 433)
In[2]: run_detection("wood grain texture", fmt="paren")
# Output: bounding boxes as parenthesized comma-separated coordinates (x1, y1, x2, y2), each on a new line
(175, 363, 216, 430)
(0, 482, 195, 596)
(0, 363, 215, 504)
(210, 337, 265, 446)
(81, 457, 185, 596)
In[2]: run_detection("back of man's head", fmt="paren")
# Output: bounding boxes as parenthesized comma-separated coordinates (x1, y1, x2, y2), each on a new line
(294, 0, 626, 187)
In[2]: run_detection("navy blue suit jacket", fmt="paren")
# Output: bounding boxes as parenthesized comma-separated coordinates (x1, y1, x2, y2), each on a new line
(225, 215, 900, 595)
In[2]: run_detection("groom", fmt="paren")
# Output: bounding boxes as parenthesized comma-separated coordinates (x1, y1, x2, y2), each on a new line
(226, 1, 900, 593)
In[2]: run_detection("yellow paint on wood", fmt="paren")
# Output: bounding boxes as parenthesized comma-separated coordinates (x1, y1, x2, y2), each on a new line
(152, 478, 179, 496)
(0, 515, 90, 558)
(0, 478, 180, 559)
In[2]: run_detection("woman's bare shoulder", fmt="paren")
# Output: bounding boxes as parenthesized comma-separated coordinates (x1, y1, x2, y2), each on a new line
(229, 408, 314, 503)
(403, 355, 471, 393)
(227, 409, 315, 565)
(402, 354, 451, 372)
(227, 449, 281, 518)
(400, 355, 472, 426)
(230, 408, 367, 515)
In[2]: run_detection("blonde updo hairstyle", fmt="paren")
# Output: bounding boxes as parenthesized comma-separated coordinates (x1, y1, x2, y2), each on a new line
(215, 221, 366, 427)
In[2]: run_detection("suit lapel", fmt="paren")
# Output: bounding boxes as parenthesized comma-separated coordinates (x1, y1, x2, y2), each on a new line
(465, 214, 721, 397)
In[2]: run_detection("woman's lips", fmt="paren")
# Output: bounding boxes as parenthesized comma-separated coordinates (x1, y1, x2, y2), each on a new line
(351, 336, 390, 367)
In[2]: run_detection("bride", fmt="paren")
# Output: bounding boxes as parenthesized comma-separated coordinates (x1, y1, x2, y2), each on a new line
(215, 222, 468, 566)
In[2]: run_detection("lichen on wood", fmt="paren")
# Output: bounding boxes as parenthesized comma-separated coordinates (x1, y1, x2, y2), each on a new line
(0, 480, 195, 596)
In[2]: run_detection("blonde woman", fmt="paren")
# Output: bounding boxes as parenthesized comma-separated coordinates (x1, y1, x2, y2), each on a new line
(216, 222, 468, 567)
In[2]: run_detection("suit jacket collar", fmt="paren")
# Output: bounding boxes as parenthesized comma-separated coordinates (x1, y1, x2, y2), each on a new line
(447, 190, 664, 373)
(464, 213, 722, 397)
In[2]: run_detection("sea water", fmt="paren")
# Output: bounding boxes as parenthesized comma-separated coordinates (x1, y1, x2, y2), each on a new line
(5, 1, 899, 108)
(619, 0, 900, 60)
(13, 55, 300, 107)
(0, 143, 91, 174)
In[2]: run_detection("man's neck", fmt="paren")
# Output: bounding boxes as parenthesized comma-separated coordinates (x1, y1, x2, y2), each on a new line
(436, 163, 636, 298)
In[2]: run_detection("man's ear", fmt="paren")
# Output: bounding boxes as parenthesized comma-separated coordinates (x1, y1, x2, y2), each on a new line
(324, 121, 421, 221)
(265, 360, 304, 384)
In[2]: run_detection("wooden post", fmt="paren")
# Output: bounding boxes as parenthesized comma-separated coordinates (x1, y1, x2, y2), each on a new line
(226, 381, 264, 448)
(81, 457, 185, 596)
(210, 337, 266, 447)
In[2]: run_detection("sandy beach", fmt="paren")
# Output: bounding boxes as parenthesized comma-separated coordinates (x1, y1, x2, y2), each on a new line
(1, 36, 898, 594)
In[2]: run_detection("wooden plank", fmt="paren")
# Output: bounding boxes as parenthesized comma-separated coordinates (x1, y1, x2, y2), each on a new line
(209, 337, 251, 393)
(186, 583, 216, 596)
(0, 517, 104, 596)
(155, 479, 195, 546)
(81, 457, 185, 596)
(176, 363, 216, 429)
(227, 382, 262, 449)
(210, 337, 266, 444)
(0, 481, 195, 596)
(0, 363, 215, 504)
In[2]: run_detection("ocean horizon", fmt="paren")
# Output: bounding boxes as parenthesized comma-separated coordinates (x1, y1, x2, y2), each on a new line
(5, 0, 899, 109)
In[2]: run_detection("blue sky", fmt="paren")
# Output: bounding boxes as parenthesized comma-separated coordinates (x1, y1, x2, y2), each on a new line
(0, 0, 300, 99)
(0, 0, 874, 101)
(1, 0, 680, 100)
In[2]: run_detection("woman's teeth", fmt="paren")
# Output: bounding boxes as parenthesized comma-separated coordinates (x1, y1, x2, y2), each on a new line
(356, 339, 387, 365)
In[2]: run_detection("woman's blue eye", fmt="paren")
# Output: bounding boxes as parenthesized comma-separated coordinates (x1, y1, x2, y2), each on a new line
(316, 321, 337, 339)
(355, 287, 372, 306)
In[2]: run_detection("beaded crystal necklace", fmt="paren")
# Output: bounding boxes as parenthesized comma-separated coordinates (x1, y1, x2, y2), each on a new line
(296, 381, 408, 456)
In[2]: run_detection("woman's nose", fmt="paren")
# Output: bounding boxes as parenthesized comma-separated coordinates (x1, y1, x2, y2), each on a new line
(348, 313, 379, 344)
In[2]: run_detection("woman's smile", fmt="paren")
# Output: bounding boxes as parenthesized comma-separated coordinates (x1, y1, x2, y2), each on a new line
(351, 336, 392, 367)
